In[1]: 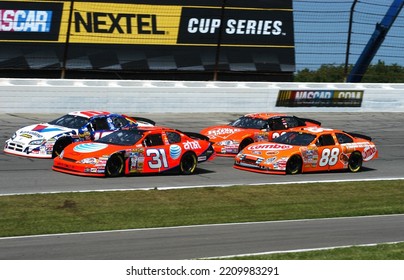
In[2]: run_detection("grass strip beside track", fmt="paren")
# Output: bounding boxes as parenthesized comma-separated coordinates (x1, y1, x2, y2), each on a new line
(1, 180, 403, 238)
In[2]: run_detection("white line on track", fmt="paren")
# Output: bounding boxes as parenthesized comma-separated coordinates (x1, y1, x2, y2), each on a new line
(1, 177, 403, 197)
(1, 213, 403, 240)
(204, 241, 404, 259)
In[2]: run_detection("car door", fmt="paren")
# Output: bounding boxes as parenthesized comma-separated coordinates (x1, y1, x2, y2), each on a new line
(313, 133, 340, 172)
(91, 116, 114, 140)
(268, 118, 288, 140)
(143, 132, 171, 173)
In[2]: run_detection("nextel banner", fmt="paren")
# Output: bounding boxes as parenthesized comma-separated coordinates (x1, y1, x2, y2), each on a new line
(0, 1, 62, 41)
(177, 7, 293, 46)
(276, 90, 364, 107)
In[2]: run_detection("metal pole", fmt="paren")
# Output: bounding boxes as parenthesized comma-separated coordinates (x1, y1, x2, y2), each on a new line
(213, 0, 226, 81)
(347, 0, 404, 82)
(344, 0, 358, 81)
(61, 0, 75, 79)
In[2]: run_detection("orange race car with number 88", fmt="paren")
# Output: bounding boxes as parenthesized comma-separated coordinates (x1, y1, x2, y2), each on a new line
(234, 127, 378, 175)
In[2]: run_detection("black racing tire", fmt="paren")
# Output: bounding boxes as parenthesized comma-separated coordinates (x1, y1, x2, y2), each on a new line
(52, 137, 73, 158)
(286, 155, 302, 175)
(180, 152, 197, 175)
(105, 153, 125, 177)
(238, 138, 254, 152)
(348, 152, 363, 172)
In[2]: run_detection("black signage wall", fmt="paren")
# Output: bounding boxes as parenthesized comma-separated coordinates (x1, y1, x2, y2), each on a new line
(0, 0, 295, 80)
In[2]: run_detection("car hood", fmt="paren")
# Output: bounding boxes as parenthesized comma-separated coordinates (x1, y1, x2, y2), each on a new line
(200, 125, 250, 141)
(12, 123, 76, 144)
(240, 142, 299, 157)
(61, 142, 117, 161)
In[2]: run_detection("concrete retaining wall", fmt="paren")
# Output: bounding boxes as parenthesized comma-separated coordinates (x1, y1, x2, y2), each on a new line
(0, 78, 403, 113)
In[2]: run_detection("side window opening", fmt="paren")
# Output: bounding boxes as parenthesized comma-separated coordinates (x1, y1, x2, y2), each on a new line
(316, 134, 335, 146)
(166, 131, 181, 144)
(271, 119, 286, 130)
(285, 117, 299, 128)
(112, 116, 127, 128)
(144, 134, 164, 147)
(92, 118, 110, 131)
(336, 133, 354, 144)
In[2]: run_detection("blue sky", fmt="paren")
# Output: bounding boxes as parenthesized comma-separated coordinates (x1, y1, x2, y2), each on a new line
(293, 0, 404, 71)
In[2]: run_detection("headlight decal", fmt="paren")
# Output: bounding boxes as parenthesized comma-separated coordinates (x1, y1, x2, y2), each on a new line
(79, 158, 99, 164)
(28, 139, 46, 146)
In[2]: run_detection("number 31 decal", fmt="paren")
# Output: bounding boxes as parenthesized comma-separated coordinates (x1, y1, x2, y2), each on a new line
(147, 148, 169, 169)
(319, 148, 340, 167)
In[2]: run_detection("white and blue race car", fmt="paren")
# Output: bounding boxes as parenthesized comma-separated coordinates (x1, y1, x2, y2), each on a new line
(4, 110, 155, 158)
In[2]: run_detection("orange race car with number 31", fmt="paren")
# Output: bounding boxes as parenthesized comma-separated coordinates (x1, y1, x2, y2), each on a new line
(234, 127, 378, 175)
(53, 127, 215, 177)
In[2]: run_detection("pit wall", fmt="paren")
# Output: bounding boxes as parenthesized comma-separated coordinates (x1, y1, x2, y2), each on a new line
(0, 79, 403, 113)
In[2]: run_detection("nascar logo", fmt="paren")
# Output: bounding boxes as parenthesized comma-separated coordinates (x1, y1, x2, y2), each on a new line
(0, 10, 52, 32)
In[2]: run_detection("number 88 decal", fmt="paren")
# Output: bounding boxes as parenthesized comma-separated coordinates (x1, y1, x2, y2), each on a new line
(319, 148, 340, 167)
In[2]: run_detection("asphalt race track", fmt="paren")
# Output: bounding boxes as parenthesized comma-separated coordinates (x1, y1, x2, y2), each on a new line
(1, 214, 404, 259)
(1, 112, 404, 195)
(0, 112, 403, 259)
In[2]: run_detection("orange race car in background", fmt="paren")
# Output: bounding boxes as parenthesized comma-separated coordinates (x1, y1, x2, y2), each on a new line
(200, 113, 321, 156)
(234, 127, 378, 175)
(53, 127, 215, 177)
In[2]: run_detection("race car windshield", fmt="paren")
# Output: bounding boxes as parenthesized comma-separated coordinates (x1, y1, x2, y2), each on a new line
(230, 116, 267, 129)
(96, 130, 144, 146)
(48, 114, 88, 129)
(273, 132, 316, 146)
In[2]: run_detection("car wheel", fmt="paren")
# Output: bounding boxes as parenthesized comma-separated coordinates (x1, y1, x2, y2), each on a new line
(239, 138, 254, 152)
(105, 153, 124, 177)
(180, 152, 197, 175)
(348, 152, 363, 172)
(286, 155, 302, 175)
(52, 137, 72, 158)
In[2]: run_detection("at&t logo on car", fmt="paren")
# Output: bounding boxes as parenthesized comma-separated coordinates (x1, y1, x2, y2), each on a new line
(0, 9, 52, 32)
(170, 145, 182, 160)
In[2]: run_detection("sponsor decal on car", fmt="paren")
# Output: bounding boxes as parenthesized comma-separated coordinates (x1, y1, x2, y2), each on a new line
(73, 143, 108, 153)
(31, 125, 64, 133)
(253, 132, 269, 142)
(247, 143, 293, 151)
(169, 145, 182, 160)
(20, 130, 43, 138)
(362, 145, 377, 161)
(183, 140, 201, 150)
(207, 128, 242, 136)
(20, 133, 33, 138)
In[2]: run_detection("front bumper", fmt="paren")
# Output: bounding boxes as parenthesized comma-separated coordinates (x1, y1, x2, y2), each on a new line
(52, 157, 106, 177)
(4, 141, 53, 158)
(233, 155, 286, 175)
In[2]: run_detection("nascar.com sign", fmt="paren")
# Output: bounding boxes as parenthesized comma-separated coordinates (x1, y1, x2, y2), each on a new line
(0, 0, 295, 75)
(276, 90, 364, 107)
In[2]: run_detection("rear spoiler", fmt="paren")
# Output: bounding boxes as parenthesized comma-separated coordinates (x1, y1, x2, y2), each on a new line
(345, 131, 372, 141)
(126, 116, 156, 126)
(183, 131, 210, 141)
(295, 116, 321, 126)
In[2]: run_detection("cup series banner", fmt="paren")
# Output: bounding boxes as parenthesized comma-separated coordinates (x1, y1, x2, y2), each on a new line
(0, 0, 295, 78)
